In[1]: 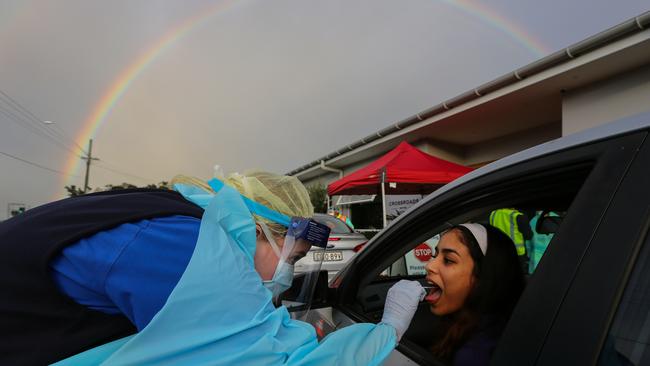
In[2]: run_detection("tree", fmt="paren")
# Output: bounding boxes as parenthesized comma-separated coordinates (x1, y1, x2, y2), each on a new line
(64, 182, 170, 197)
(64, 185, 85, 197)
(306, 183, 328, 214)
(145, 181, 169, 190)
(104, 183, 138, 191)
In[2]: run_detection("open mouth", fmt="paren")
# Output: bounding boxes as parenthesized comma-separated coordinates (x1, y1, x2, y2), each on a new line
(424, 282, 443, 304)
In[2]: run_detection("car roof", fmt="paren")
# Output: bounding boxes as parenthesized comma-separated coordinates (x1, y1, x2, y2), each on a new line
(312, 212, 359, 235)
(388, 110, 650, 228)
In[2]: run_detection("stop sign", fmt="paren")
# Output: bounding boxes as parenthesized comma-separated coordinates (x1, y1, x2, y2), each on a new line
(413, 243, 432, 262)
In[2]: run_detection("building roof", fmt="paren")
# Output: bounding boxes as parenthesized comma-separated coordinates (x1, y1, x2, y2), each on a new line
(288, 11, 650, 180)
(389, 109, 650, 228)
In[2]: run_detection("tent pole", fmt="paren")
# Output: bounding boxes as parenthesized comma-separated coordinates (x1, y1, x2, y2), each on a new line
(381, 169, 387, 229)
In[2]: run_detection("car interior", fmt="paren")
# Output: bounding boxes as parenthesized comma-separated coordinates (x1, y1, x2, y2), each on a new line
(346, 161, 596, 365)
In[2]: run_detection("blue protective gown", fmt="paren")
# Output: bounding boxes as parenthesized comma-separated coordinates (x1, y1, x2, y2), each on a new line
(52, 183, 396, 366)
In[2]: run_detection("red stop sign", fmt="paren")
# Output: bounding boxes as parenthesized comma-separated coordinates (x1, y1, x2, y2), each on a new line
(413, 243, 432, 262)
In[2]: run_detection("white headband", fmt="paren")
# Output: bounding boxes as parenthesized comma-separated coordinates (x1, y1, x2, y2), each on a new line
(459, 223, 488, 255)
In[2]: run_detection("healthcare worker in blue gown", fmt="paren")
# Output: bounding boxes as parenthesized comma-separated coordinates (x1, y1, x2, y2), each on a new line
(0, 170, 424, 365)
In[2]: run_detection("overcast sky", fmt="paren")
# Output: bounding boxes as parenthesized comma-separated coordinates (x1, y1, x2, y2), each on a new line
(1, 0, 648, 218)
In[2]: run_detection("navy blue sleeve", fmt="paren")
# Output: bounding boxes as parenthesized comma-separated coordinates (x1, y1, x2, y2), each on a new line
(50, 215, 200, 330)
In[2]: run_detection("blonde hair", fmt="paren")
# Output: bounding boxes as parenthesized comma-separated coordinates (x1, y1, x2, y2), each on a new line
(171, 171, 313, 238)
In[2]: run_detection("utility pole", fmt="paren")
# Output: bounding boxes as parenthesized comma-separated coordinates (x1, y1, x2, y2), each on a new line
(81, 139, 99, 193)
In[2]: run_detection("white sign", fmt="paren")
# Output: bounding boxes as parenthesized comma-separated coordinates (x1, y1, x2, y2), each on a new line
(385, 194, 423, 225)
(404, 235, 440, 276)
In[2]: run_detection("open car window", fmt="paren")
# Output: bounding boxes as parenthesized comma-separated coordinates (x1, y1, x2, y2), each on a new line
(358, 162, 592, 314)
(380, 209, 567, 280)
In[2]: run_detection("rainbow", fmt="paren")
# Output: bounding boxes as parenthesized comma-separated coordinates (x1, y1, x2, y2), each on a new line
(61, 0, 550, 193)
(442, 0, 549, 56)
(61, 0, 238, 192)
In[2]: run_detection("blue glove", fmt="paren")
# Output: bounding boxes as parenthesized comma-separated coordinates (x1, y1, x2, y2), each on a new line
(380, 280, 426, 341)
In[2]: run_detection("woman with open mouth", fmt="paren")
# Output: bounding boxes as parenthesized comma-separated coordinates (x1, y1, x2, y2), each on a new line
(424, 223, 525, 366)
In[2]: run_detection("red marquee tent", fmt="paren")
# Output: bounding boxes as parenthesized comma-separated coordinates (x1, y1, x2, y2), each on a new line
(327, 141, 473, 196)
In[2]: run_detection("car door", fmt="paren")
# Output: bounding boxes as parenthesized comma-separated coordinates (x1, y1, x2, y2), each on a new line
(328, 130, 647, 365)
(514, 131, 650, 365)
(489, 130, 649, 365)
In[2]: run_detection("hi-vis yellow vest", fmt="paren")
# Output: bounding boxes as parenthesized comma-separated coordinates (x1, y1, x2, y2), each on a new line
(489, 209, 526, 256)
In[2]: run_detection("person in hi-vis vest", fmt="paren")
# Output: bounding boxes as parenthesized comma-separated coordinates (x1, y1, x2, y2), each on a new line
(488, 208, 532, 273)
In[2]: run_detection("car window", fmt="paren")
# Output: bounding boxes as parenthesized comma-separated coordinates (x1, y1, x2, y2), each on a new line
(597, 230, 650, 366)
(364, 166, 591, 320)
(313, 214, 353, 234)
(381, 209, 566, 279)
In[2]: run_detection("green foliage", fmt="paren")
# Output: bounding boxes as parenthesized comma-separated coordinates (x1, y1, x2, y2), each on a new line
(103, 183, 138, 191)
(64, 185, 85, 197)
(64, 181, 170, 197)
(306, 183, 328, 214)
(145, 181, 169, 189)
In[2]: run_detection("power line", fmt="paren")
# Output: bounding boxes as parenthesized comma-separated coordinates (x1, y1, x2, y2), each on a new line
(43, 121, 88, 155)
(0, 107, 84, 157)
(0, 89, 64, 137)
(0, 103, 87, 156)
(0, 89, 87, 156)
(0, 90, 160, 189)
(0, 104, 86, 156)
(0, 150, 80, 177)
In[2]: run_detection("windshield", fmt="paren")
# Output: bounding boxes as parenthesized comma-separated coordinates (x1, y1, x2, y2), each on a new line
(313, 214, 353, 234)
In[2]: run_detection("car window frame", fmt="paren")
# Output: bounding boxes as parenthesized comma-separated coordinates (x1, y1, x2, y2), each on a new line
(491, 132, 648, 365)
(530, 132, 650, 365)
(332, 131, 647, 365)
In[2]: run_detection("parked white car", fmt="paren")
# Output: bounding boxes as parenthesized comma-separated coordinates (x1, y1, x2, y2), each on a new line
(294, 213, 367, 281)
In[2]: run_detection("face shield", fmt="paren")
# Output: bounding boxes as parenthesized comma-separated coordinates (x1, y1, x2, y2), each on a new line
(207, 178, 330, 319)
(260, 218, 330, 317)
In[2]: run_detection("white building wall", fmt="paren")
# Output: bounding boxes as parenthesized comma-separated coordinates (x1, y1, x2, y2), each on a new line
(300, 66, 650, 188)
(413, 140, 465, 165)
(301, 173, 339, 189)
(563, 65, 650, 136)
(465, 122, 562, 166)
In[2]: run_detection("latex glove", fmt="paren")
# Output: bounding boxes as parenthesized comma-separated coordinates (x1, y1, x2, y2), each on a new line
(380, 280, 426, 341)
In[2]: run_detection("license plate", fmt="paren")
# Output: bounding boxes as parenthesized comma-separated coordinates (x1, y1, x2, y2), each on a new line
(313, 251, 343, 262)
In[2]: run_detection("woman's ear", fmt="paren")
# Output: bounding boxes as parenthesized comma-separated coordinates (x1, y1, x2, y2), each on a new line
(255, 223, 263, 240)
(469, 274, 479, 291)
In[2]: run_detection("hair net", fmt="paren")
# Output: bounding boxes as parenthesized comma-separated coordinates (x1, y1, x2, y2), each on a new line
(169, 175, 214, 193)
(171, 171, 313, 237)
(225, 171, 313, 236)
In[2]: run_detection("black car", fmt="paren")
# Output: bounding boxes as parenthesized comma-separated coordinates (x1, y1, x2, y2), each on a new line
(293, 111, 650, 365)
